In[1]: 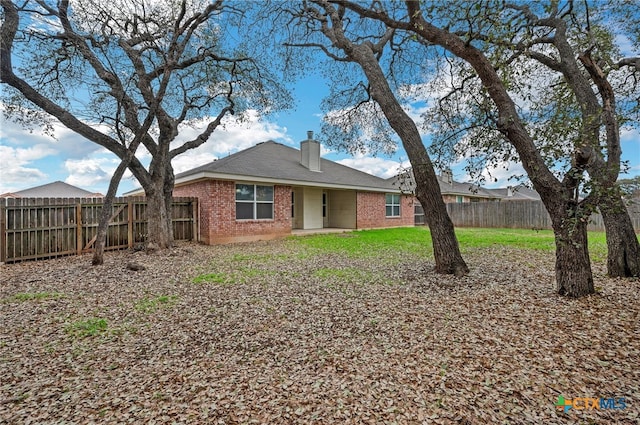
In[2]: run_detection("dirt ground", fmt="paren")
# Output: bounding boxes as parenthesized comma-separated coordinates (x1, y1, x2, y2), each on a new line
(1, 239, 638, 424)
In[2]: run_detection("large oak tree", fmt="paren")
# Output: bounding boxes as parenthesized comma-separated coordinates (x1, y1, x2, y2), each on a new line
(1, 0, 287, 262)
(325, 0, 639, 296)
(278, 0, 469, 276)
(416, 1, 640, 279)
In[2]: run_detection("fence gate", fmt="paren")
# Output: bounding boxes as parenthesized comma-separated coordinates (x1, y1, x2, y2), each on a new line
(0, 196, 198, 263)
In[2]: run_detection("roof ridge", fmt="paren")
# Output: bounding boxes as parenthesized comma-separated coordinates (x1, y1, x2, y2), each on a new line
(210, 140, 288, 163)
(172, 140, 396, 191)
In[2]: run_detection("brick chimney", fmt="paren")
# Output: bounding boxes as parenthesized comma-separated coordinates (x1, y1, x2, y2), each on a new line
(300, 130, 321, 172)
(440, 169, 453, 186)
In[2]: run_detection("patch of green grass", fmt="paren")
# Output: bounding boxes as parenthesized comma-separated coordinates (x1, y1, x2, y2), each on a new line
(298, 227, 432, 258)
(135, 295, 178, 313)
(455, 228, 557, 251)
(192, 272, 229, 284)
(296, 227, 609, 262)
(238, 267, 277, 280)
(65, 318, 108, 338)
(455, 227, 608, 261)
(231, 253, 288, 262)
(586, 231, 608, 263)
(9, 292, 62, 302)
(192, 267, 276, 286)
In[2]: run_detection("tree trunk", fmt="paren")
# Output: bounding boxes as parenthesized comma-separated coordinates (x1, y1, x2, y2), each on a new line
(92, 161, 129, 265)
(412, 164, 469, 276)
(551, 207, 595, 297)
(92, 196, 113, 266)
(351, 43, 469, 276)
(426, 193, 469, 276)
(145, 183, 173, 250)
(135, 149, 175, 250)
(397, 2, 598, 295)
(599, 193, 640, 277)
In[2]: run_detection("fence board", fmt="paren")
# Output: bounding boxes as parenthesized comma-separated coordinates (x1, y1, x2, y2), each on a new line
(415, 200, 640, 232)
(0, 197, 197, 263)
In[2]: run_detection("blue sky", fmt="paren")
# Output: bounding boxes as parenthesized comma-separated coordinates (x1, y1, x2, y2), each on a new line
(1, 64, 639, 196)
(0, 68, 414, 196)
(1, 20, 639, 196)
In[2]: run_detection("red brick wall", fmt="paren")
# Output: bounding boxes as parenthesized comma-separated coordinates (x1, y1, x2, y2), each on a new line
(174, 180, 413, 243)
(173, 180, 292, 244)
(356, 192, 414, 229)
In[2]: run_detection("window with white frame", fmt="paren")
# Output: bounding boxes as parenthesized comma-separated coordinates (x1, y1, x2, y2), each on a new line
(236, 184, 274, 220)
(385, 193, 401, 217)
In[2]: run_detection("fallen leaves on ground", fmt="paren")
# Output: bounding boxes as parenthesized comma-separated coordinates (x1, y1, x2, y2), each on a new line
(0, 239, 638, 424)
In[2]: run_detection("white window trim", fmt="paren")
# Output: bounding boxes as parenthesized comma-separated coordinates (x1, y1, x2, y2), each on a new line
(235, 183, 274, 220)
(385, 193, 401, 218)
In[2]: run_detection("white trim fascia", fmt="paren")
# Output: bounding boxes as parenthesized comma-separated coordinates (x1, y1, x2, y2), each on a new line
(173, 171, 401, 193)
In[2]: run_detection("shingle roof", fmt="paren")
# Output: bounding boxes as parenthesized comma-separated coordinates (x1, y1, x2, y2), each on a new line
(486, 186, 541, 201)
(387, 169, 501, 199)
(174, 141, 397, 191)
(436, 179, 501, 199)
(1, 181, 103, 198)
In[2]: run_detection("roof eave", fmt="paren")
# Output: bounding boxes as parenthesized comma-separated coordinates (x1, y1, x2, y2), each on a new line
(173, 171, 399, 193)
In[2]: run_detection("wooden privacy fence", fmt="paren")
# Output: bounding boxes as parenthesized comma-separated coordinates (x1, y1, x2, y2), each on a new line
(415, 200, 640, 232)
(0, 196, 198, 263)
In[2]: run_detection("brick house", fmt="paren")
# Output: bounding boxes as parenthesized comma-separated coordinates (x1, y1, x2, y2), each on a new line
(171, 132, 414, 244)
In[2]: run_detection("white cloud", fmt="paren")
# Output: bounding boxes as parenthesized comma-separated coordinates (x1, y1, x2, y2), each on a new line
(64, 158, 113, 191)
(620, 126, 639, 145)
(165, 111, 291, 176)
(1, 107, 293, 195)
(64, 110, 290, 193)
(175, 110, 291, 152)
(50, 126, 105, 159)
(0, 145, 52, 193)
(0, 112, 111, 192)
(461, 161, 528, 188)
(336, 156, 410, 179)
(320, 144, 335, 156)
(0, 114, 103, 159)
(615, 33, 636, 58)
(1, 109, 126, 193)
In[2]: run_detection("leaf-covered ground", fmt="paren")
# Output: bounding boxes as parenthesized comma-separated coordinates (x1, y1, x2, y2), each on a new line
(1, 235, 638, 424)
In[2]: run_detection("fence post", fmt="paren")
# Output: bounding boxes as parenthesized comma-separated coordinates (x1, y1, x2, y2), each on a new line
(0, 199, 6, 263)
(127, 200, 133, 248)
(76, 202, 82, 256)
(192, 197, 199, 242)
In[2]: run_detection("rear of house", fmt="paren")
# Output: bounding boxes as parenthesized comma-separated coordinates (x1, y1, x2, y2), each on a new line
(171, 133, 413, 244)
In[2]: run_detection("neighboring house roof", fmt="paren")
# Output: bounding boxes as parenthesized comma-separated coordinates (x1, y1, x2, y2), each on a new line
(486, 185, 541, 201)
(0, 181, 103, 198)
(171, 141, 398, 193)
(388, 169, 502, 200)
(436, 179, 501, 199)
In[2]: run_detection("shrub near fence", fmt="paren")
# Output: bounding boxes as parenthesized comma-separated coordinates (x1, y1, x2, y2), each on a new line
(415, 200, 640, 232)
(0, 196, 198, 263)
